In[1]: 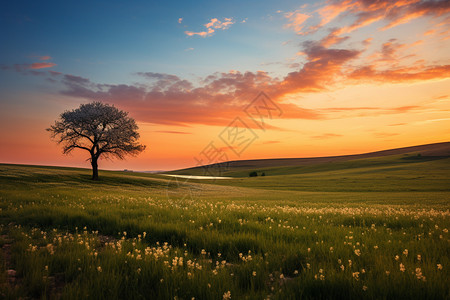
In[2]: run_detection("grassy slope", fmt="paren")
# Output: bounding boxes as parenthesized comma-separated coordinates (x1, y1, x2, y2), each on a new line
(2, 152, 450, 202)
(164, 154, 450, 201)
(0, 157, 449, 299)
(168, 141, 450, 177)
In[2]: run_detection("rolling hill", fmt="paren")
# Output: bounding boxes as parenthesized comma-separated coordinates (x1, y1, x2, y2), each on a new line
(167, 141, 450, 177)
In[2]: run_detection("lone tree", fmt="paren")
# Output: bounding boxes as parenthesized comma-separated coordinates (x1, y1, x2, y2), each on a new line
(47, 102, 146, 180)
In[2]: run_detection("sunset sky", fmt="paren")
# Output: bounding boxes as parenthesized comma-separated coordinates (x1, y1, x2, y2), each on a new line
(1, 0, 449, 171)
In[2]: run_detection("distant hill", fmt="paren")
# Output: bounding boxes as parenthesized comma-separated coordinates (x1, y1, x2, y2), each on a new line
(168, 141, 450, 177)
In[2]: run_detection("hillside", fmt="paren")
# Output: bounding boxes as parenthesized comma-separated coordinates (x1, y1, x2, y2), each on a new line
(168, 141, 450, 177)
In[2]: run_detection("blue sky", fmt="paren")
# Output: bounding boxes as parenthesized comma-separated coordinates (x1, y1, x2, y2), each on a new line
(1, 0, 303, 85)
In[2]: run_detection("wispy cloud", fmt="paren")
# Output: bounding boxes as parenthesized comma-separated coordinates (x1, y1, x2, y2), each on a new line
(284, 10, 310, 34)
(48, 70, 62, 76)
(319, 28, 350, 47)
(185, 17, 235, 37)
(178, 17, 183, 24)
(217, 146, 239, 153)
(317, 105, 424, 118)
(373, 132, 399, 138)
(0, 62, 56, 72)
(284, 0, 450, 35)
(261, 140, 281, 144)
(154, 130, 191, 134)
(38, 56, 51, 61)
(30, 62, 56, 69)
(414, 118, 450, 124)
(311, 133, 343, 139)
(348, 64, 450, 83)
(185, 28, 214, 37)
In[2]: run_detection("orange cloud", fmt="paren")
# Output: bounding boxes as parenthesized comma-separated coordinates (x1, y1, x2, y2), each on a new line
(217, 146, 239, 152)
(373, 132, 399, 138)
(362, 38, 373, 47)
(284, 10, 310, 34)
(185, 28, 214, 37)
(316, 0, 359, 28)
(381, 0, 450, 30)
(315, 105, 424, 119)
(30, 62, 56, 69)
(48, 70, 62, 76)
(319, 28, 350, 47)
(39, 56, 51, 61)
(185, 17, 235, 37)
(205, 18, 234, 29)
(58, 68, 323, 129)
(368, 39, 408, 62)
(53, 32, 449, 129)
(362, 38, 426, 72)
(1, 62, 57, 73)
(338, 15, 385, 35)
(348, 64, 450, 83)
(311, 133, 343, 139)
(285, 0, 450, 37)
(261, 140, 281, 145)
(6, 18, 449, 132)
(276, 41, 361, 96)
(154, 130, 191, 134)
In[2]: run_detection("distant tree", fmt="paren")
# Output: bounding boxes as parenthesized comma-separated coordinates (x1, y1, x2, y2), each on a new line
(261, 172, 266, 176)
(47, 102, 146, 180)
(249, 171, 258, 177)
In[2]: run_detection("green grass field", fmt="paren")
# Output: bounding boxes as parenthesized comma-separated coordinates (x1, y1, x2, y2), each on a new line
(0, 153, 449, 299)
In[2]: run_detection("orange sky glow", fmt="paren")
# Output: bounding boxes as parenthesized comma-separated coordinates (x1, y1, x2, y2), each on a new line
(0, 0, 449, 171)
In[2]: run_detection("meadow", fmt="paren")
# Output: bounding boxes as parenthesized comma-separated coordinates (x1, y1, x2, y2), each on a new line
(0, 153, 449, 299)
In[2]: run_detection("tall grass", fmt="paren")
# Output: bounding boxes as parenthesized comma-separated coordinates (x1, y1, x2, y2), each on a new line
(0, 163, 449, 299)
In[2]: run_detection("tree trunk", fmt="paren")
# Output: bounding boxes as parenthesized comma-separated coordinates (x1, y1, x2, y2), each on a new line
(91, 157, 99, 180)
